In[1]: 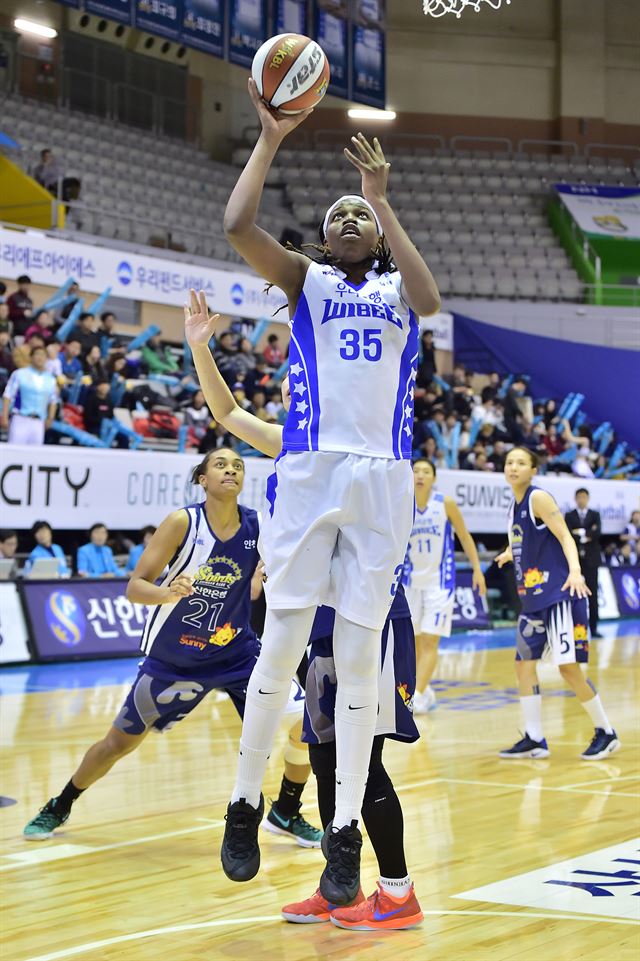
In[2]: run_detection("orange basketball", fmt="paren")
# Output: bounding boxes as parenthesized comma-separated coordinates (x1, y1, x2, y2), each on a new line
(251, 33, 330, 115)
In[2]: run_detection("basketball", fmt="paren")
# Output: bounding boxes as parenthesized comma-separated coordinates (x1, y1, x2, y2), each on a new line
(251, 33, 330, 115)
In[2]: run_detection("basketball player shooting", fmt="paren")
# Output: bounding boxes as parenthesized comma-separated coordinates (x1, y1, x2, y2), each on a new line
(218, 76, 440, 905)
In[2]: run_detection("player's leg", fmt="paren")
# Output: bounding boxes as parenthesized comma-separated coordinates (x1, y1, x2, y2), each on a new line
(552, 598, 619, 759)
(263, 717, 322, 847)
(414, 632, 440, 713)
(500, 612, 549, 758)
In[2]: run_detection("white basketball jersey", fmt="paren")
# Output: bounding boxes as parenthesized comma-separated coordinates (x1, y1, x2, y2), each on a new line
(403, 491, 455, 592)
(282, 262, 419, 459)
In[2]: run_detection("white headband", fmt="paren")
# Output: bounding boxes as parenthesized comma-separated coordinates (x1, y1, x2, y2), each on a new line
(322, 195, 382, 239)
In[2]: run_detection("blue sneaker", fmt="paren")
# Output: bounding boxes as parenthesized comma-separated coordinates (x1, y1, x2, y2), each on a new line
(499, 733, 550, 759)
(263, 800, 322, 848)
(581, 729, 621, 760)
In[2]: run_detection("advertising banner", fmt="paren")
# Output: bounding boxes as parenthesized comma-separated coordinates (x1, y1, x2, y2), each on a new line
(555, 185, 640, 239)
(134, 0, 182, 41)
(228, 0, 268, 68)
(314, 5, 348, 99)
(2, 444, 636, 534)
(0, 225, 287, 319)
(21, 579, 149, 660)
(609, 567, 640, 617)
(351, 25, 385, 109)
(274, 0, 308, 34)
(181, 0, 225, 56)
(0, 583, 31, 664)
(452, 570, 491, 630)
(85, 0, 133, 23)
(597, 567, 620, 620)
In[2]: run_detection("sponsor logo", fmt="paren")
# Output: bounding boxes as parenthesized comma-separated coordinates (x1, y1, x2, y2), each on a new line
(574, 624, 588, 641)
(1, 463, 90, 508)
(193, 555, 243, 588)
(592, 215, 627, 233)
(286, 45, 322, 97)
(230, 283, 244, 305)
(620, 573, 640, 610)
(269, 36, 300, 69)
(208, 622, 240, 647)
(320, 297, 403, 328)
(523, 567, 548, 589)
(396, 682, 414, 712)
(179, 634, 208, 651)
(511, 525, 524, 545)
(45, 591, 86, 646)
(117, 261, 133, 285)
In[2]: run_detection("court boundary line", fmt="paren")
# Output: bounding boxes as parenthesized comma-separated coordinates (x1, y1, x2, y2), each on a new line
(19, 907, 640, 961)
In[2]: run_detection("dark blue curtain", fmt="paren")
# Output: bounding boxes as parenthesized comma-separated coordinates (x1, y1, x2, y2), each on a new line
(453, 312, 640, 446)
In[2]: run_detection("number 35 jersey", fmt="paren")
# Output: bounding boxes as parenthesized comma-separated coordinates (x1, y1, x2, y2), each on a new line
(140, 503, 260, 673)
(282, 261, 419, 460)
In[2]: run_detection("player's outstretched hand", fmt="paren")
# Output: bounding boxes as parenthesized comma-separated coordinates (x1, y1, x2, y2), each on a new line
(344, 133, 390, 205)
(495, 549, 512, 568)
(561, 570, 591, 599)
(184, 289, 221, 347)
(473, 568, 487, 596)
(166, 574, 194, 601)
(248, 78, 313, 145)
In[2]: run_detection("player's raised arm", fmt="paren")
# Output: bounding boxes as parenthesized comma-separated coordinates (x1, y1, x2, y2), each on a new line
(531, 489, 590, 598)
(127, 512, 193, 605)
(185, 290, 284, 459)
(343, 133, 440, 316)
(223, 79, 312, 298)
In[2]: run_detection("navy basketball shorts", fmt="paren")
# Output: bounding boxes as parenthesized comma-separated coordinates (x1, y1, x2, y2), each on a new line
(516, 596, 590, 665)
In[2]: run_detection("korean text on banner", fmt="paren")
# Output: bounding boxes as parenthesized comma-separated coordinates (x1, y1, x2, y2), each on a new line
(555, 185, 640, 239)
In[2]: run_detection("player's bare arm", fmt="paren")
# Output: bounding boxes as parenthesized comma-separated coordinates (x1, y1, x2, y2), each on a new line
(444, 496, 486, 595)
(185, 290, 284, 459)
(531, 489, 590, 598)
(223, 79, 312, 300)
(127, 511, 193, 605)
(344, 133, 440, 316)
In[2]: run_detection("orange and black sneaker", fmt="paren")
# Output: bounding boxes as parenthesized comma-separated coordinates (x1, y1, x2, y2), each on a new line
(281, 886, 365, 924)
(330, 882, 423, 931)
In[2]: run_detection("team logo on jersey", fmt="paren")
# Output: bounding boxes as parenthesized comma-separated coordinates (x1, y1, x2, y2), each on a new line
(574, 624, 588, 642)
(511, 524, 524, 545)
(209, 623, 241, 647)
(397, 683, 414, 712)
(193, 555, 243, 587)
(320, 298, 403, 329)
(523, 567, 549, 591)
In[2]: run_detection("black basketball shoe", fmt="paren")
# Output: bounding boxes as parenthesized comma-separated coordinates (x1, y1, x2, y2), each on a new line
(221, 794, 264, 882)
(319, 820, 363, 906)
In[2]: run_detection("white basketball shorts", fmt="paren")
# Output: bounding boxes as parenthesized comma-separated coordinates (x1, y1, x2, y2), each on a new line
(259, 450, 414, 631)
(404, 582, 454, 637)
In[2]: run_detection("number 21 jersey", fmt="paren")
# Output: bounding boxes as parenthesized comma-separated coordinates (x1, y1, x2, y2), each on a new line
(282, 261, 419, 460)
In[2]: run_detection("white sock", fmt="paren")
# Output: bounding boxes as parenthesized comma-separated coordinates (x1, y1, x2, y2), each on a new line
(333, 771, 367, 830)
(520, 694, 543, 742)
(232, 744, 269, 809)
(379, 875, 412, 898)
(582, 693, 614, 734)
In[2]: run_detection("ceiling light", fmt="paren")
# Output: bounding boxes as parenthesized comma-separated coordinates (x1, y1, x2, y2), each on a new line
(14, 18, 58, 39)
(347, 108, 396, 121)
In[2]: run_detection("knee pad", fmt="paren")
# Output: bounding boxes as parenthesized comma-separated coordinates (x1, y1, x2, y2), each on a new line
(284, 741, 310, 767)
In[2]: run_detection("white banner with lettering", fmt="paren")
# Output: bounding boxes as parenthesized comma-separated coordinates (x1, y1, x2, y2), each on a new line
(0, 225, 287, 319)
(0, 583, 31, 664)
(555, 185, 640, 238)
(1, 445, 637, 533)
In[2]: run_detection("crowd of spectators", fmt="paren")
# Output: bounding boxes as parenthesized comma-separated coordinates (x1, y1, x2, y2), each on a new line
(0, 275, 637, 479)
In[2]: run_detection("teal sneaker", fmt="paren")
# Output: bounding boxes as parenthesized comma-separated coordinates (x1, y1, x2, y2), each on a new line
(262, 800, 322, 848)
(23, 799, 69, 841)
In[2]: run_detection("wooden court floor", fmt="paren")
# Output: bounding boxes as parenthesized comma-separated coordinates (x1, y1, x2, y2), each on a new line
(2, 623, 639, 961)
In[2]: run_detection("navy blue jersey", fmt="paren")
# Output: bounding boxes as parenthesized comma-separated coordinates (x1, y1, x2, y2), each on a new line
(140, 503, 260, 674)
(509, 486, 569, 613)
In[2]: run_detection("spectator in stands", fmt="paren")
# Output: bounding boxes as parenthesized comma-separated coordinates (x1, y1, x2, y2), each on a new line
(6, 275, 33, 337)
(24, 309, 54, 345)
(141, 333, 180, 376)
(543, 422, 564, 457)
(503, 376, 528, 442)
(0, 329, 15, 390)
(488, 439, 507, 472)
(58, 282, 81, 321)
(233, 337, 258, 380)
(60, 337, 84, 381)
(24, 521, 70, 578)
(125, 525, 157, 575)
(417, 329, 437, 387)
(264, 387, 283, 421)
(0, 282, 6, 305)
(12, 332, 46, 370)
(250, 389, 269, 422)
(0, 300, 11, 331)
(263, 333, 284, 370)
(0, 530, 18, 560)
(70, 312, 99, 355)
(212, 331, 239, 386)
(1, 344, 58, 445)
(82, 380, 115, 438)
(77, 523, 123, 577)
(198, 420, 237, 453)
(83, 344, 108, 382)
(45, 341, 63, 379)
(184, 389, 211, 447)
(471, 450, 492, 471)
(621, 511, 640, 557)
(473, 389, 502, 429)
(610, 542, 637, 568)
(33, 148, 64, 194)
